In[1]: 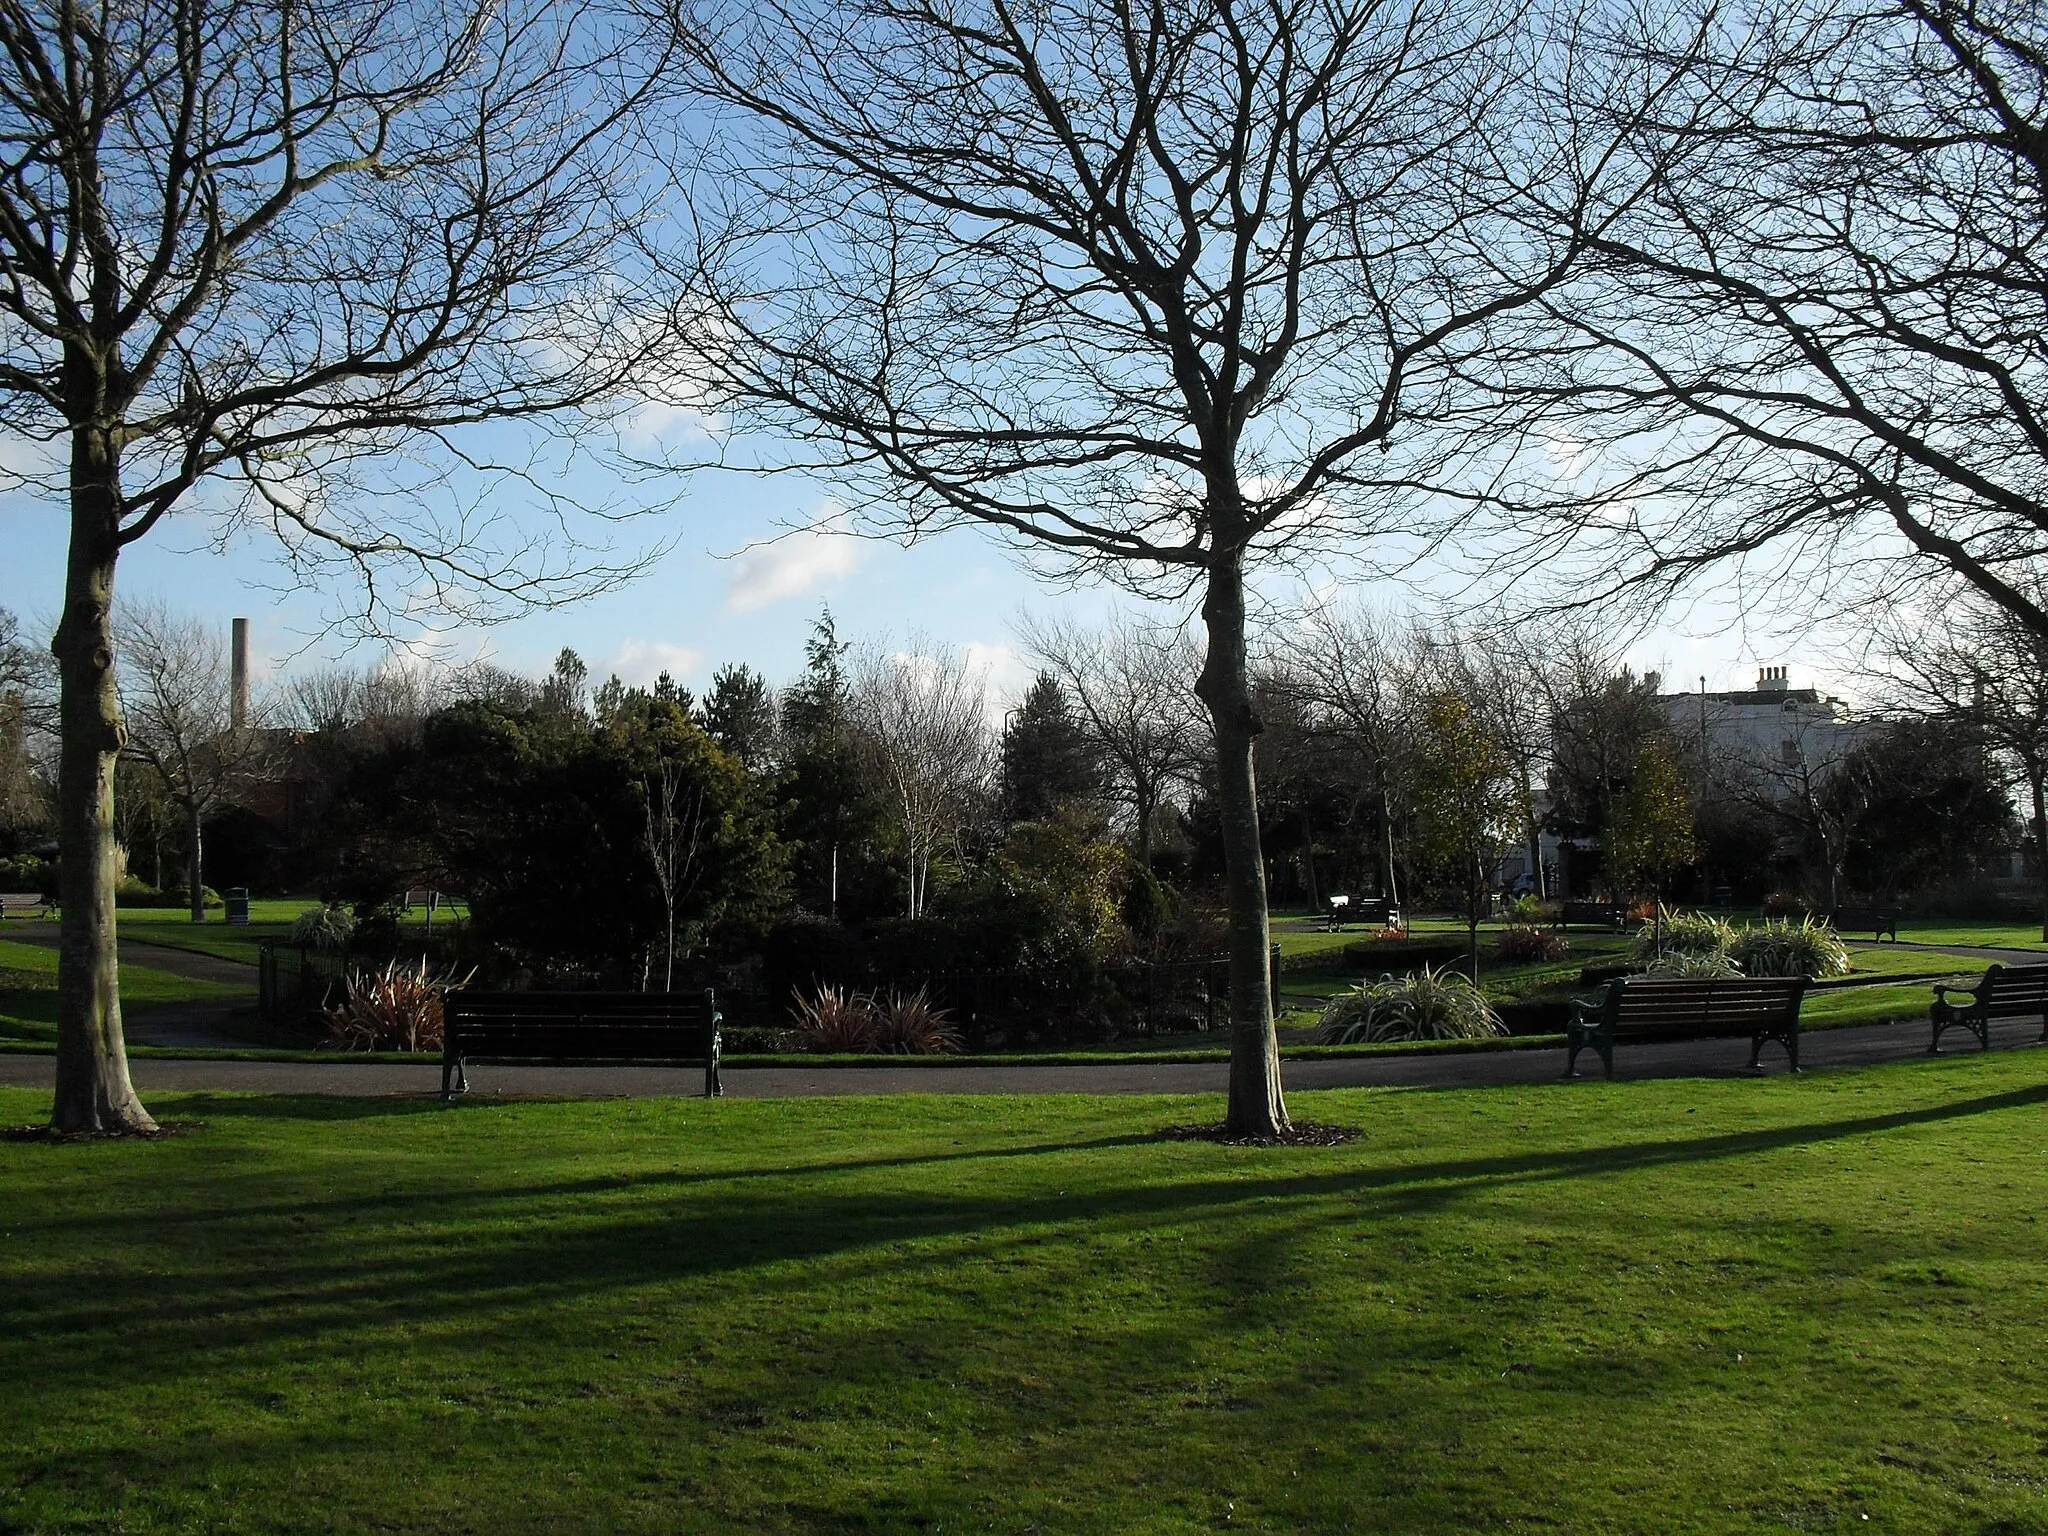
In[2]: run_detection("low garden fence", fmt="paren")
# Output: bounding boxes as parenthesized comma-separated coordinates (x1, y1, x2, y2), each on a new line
(257, 940, 348, 1017)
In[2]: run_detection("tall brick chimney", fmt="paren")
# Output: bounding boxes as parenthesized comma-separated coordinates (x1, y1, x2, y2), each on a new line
(231, 617, 249, 728)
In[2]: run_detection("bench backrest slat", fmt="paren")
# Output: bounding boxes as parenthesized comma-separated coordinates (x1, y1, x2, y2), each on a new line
(1601, 976, 1806, 1040)
(1979, 964, 2048, 1015)
(445, 991, 719, 1061)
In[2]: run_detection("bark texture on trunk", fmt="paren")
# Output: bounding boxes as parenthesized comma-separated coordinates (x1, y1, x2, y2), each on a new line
(1467, 852, 1481, 986)
(1195, 555, 1288, 1137)
(186, 804, 204, 922)
(1299, 807, 1320, 908)
(51, 422, 155, 1134)
(2032, 772, 2046, 943)
(1379, 787, 1400, 910)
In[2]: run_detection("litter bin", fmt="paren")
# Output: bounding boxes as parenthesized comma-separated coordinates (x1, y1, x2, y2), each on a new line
(224, 887, 250, 926)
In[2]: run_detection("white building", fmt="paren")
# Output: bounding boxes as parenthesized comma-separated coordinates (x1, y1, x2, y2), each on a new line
(1659, 666, 1870, 792)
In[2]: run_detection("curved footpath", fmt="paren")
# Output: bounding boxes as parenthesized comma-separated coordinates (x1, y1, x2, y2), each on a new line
(0, 1014, 2040, 1099)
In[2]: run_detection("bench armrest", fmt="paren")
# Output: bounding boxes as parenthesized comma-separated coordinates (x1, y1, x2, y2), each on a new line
(1932, 980, 1983, 1004)
(1568, 993, 1607, 1027)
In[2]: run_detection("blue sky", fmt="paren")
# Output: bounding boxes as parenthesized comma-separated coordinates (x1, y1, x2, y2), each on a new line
(0, 431, 1854, 712)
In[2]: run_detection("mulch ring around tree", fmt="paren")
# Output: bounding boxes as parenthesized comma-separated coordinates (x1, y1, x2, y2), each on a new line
(2, 1120, 205, 1143)
(1158, 1120, 1360, 1148)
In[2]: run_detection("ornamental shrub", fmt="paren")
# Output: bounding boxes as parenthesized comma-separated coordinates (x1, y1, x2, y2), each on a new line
(1628, 908, 1735, 964)
(1495, 924, 1569, 962)
(870, 987, 962, 1055)
(785, 984, 878, 1053)
(324, 958, 468, 1052)
(1314, 965, 1506, 1044)
(784, 983, 962, 1055)
(289, 902, 356, 952)
(1636, 949, 1743, 979)
(1729, 917, 1851, 978)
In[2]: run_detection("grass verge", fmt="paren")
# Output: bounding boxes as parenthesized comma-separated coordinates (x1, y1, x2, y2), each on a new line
(6, 1054, 2048, 1533)
(0, 938, 244, 1044)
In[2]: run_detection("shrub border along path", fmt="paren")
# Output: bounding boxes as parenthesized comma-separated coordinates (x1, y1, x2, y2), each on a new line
(0, 1013, 2038, 1100)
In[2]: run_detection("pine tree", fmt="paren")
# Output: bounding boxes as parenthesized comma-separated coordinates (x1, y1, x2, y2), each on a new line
(701, 664, 777, 771)
(998, 673, 1104, 825)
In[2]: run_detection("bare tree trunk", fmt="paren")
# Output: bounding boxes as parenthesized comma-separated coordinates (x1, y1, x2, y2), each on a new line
(1521, 761, 1545, 902)
(1468, 850, 1481, 986)
(51, 424, 154, 1134)
(1380, 786, 1401, 911)
(2031, 770, 2047, 944)
(1299, 806, 1321, 909)
(1195, 555, 1288, 1137)
(186, 803, 204, 923)
(1135, 779, 1157, 871)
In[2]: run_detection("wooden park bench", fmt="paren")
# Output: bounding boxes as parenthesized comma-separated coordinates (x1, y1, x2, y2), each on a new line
(1928, 962, 2048, 1053)
(1326, 894, 1400, 932)
(1566, 975, 1809, 1078)
(441, 990, 722, 1099)
(1555, 900, 1628, 931)
(0, 892, 53, 919)
(1828, 906, 1899, 942)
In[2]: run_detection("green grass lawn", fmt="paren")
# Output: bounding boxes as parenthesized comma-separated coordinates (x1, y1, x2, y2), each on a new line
(0, 938, 244, 1043)
(6, 1057, 2048, 1534)
(100, 899, 466, 967)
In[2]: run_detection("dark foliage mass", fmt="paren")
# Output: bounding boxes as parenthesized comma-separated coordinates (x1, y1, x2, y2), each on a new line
(1826, 720, 2016, 903)
(327, 695, 782, 983)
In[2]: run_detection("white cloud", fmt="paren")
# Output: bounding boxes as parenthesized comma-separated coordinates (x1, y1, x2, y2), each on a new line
(602, 639, 705, 688)
(619, 397, 722, 447)
(1545, 434, 1595, 479)
(0, 432, 62, 483)
(962, 640, 1035, 723)
(724, 509, 865, 612)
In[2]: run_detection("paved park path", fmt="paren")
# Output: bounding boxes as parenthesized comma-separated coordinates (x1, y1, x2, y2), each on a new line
(0, 921, 256, 1048)
(1, 1013, 2040, 1100)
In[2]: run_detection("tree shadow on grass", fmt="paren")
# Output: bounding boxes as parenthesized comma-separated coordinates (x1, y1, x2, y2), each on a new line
(5, 1078, 2045, 1404)
(6, 1119, 2042, 1536)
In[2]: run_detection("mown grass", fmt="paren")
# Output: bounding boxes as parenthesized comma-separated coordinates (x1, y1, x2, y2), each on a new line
(6, 1055, 2048, 1534)
(0, 938, 243, 1043)
(102, 899, 463, 967)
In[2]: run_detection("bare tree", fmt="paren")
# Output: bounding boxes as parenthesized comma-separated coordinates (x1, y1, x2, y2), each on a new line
(850, 641, 993, 920)
(657, 0, 1651, 1132)
(643, 760, 706, 991)
(116, 604, 269, 921)
(1881, 589, 2048, 938)
(0, 608, 54, 837)
(1023, 617, 1205, 871)
(1285, 605, 1418, 911)
(1410, 618, 1555, 903)
(1504, 0, 2048, 639)
(1717, 713, 1864, 911)
(0, 0, 679, 1130)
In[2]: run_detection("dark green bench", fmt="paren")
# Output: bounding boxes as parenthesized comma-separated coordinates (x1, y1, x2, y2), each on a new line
(1928, 962, 2048, 1053)
(442, 990, 722, 1099)
(1326, 895, 1401, 932)
(1567, 975, 1809, 1077)
(1827, 906, 1898, 942)
(1556, 900, 1628, 932)
(0, 892, 53, 918)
